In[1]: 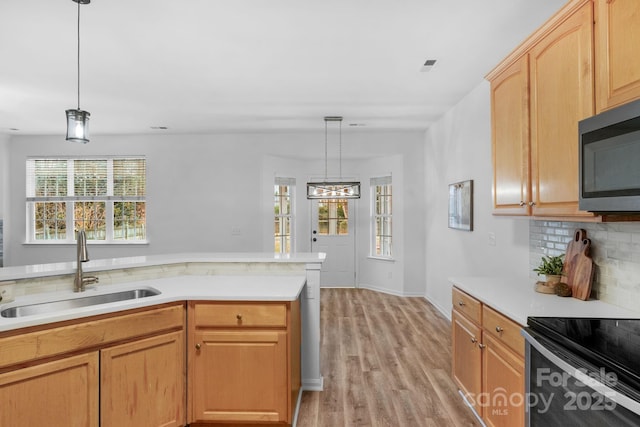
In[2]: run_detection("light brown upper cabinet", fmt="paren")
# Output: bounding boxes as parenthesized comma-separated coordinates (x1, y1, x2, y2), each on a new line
(595, 0, 640, 112)
(489, 0, 596, 218)
(491, 56, 530, 215)
(529, 1, 594, 217)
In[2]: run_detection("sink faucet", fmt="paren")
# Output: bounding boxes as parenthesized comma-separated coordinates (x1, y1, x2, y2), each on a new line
(74, 229, 99, 292)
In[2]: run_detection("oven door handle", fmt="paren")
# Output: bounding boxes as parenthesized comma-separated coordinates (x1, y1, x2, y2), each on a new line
(522, 329, 640, 416)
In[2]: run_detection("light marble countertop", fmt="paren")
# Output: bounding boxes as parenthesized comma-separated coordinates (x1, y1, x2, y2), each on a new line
(0, 252, 326, 282)
(0, 274, 306, 332)
(449, 276, 640, 326)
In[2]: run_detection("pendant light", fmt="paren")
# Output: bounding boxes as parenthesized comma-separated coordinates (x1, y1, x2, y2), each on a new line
(65, 0, 91, 144)
(307, 117, 361, 199)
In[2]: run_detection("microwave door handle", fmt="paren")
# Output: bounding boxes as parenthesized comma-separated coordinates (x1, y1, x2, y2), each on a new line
(522, 329, 640, 416)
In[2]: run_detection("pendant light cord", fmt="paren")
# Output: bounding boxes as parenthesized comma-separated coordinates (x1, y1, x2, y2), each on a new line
(76, 0, 81, 109)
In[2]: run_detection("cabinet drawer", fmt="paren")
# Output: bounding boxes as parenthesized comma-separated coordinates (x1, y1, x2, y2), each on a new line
(0, 303, 185, 370)
(192, 302, 287, 328)
(452, 287, 481, 324)
(482, 305, 524, 357)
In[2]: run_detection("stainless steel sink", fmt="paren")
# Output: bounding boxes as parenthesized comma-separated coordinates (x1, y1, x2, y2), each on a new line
(1, 288, 161, 318)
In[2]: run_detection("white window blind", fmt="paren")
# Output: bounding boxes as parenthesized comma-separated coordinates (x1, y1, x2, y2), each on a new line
(26, 157, 146, 243)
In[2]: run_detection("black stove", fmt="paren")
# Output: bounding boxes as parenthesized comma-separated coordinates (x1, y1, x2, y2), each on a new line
(527, 317, 640, 393)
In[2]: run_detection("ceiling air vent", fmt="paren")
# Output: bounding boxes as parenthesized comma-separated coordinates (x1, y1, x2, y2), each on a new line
(420, 59, 437, 72)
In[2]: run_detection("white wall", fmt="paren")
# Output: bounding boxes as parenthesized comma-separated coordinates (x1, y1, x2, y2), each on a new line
(0, 135, 8, 219)
(423, 81, 530, 317)
(5, 129, 426, 296)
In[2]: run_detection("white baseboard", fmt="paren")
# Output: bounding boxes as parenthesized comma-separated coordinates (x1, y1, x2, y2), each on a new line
(302, 376, 324, 391)
(424, 294, 452, 321)
(358, 283, 425, 297)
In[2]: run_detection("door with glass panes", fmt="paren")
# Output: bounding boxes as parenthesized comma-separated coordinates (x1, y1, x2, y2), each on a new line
(310, 198, 355, 287)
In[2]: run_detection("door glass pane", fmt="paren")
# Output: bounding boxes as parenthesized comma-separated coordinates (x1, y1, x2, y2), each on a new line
(317, 199, 348, 235)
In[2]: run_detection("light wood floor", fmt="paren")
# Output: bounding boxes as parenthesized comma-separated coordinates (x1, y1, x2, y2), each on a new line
(296, 288, 482, 427)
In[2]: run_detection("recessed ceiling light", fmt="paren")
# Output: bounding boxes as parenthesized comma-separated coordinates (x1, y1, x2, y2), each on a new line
(150, 126, 168, 130)
(420, 59, 437, 72)
(348, 123, 366, 127)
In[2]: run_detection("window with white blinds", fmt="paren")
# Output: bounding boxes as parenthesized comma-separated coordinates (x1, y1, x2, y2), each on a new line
(26, 157, 146, 243)
(371, 176, 392, 258)
(274, 177, 295, 253)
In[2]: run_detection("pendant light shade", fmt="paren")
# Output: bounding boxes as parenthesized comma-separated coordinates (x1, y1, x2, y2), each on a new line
(66, 0, 91, 143)
(66, 109, 90, 144)
(307, 116, 361, 200)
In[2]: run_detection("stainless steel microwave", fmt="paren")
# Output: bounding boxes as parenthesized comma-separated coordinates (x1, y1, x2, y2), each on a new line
(579, 98, 640, 213)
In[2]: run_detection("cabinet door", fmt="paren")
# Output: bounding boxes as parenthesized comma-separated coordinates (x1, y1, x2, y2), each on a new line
(491, 55, 531, 215)
(101, 331, 185, 427)
(529, 2, 595, 217)
(0, 352, 99, 427)
(595, 0, 640, 112)
(482, 333, 525, 427)
(451, 311, 483, 416)
(191, 329, 288, 423)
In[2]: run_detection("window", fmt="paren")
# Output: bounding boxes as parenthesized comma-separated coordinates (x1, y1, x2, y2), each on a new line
(371, 176, 392, 257)
(317, 199, 349, 235)
(274, 177, 294, 253)
(26, 157, 146, 243)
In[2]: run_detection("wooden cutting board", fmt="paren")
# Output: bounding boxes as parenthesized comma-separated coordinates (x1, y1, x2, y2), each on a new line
(561, 228, 587, 284)
(569, 238, 594, 301)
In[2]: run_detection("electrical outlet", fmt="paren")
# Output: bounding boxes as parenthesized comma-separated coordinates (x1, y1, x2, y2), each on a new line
(306, 283, 314, 299)
(488, 232, 496, 246)
(231, 226, 241, 236)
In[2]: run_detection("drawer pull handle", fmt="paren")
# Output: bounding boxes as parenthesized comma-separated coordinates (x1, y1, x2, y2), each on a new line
(195, 343, 201, 351)
(478, 344, 486, 350)
(458, 301, 465, 306)
(470, 337, 477, 344)
(495, 326, 503, 333)
(236, 314, 243, 321)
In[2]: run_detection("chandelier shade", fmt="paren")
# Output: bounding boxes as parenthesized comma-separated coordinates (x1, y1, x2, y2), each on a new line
(306, 181, 361, 199)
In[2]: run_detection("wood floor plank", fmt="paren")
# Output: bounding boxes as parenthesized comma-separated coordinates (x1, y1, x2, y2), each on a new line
(297, 288, 481, 427)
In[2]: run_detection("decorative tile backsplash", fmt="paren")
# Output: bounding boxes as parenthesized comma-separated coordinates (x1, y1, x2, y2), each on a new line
(530, 221, 640, 312)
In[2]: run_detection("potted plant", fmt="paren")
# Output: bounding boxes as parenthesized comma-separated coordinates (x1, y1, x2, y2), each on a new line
(533, 254, 565, 285)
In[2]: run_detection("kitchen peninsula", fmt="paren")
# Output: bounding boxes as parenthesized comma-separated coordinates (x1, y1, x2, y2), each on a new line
(0, 252, 325, 427)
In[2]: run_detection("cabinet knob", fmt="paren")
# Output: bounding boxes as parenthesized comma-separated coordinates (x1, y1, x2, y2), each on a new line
(528, 201, 536, 206)
(495, 326, 503, 333)
(458, 301, 465, 306)
(236, 313, 243, 321)
(195, 343, 201, 350)
(478, 344, 486, 350)
(470, 337, 477, 344)
(519, 201, 526, 207)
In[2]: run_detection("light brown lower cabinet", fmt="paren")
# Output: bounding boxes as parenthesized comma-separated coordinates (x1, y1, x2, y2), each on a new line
(188, 300, 301, 426)
(0, 352, 99, 427)
(0, 303, 186, 427)
(451, 287, 525, 427)
(101, 330, 185, 427)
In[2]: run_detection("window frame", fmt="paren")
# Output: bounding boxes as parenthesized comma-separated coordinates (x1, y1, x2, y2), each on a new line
(25, 156, 147, 244)
(370, 176, 392, 259)
(274, 177, 295, 254)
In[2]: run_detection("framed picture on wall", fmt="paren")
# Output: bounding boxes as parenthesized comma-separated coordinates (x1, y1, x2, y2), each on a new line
(448, 179, 473, 231)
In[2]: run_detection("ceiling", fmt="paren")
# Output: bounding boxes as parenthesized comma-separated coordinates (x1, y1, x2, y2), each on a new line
(0, 0, 566, 136)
